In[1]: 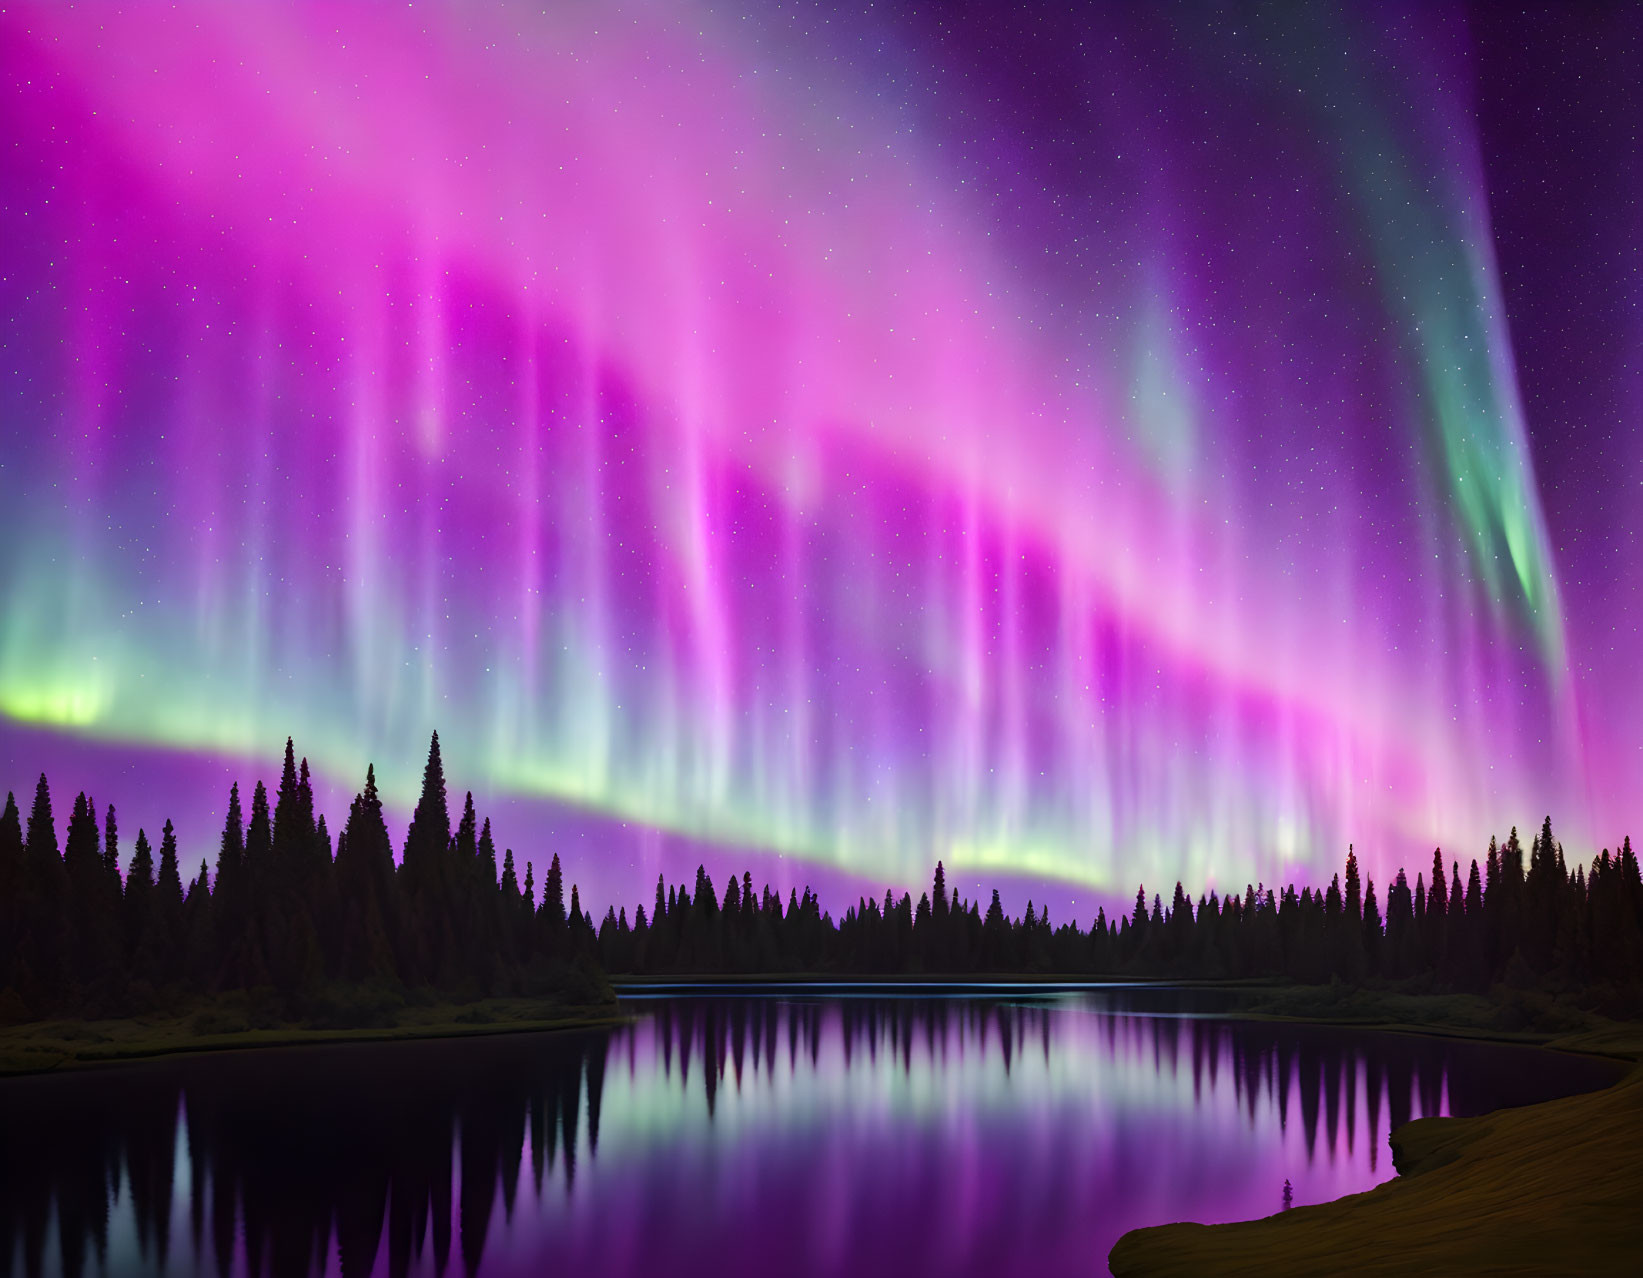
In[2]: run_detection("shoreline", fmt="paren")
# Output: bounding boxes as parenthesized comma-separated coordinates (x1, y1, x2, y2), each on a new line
(6, 977, 1635, 1080)
(613, 974, 1643, 1058)
(0, 997, 630, 1077)
(1107, 1017, 1643, 1276)
(1108, 1060, 1643, 1276)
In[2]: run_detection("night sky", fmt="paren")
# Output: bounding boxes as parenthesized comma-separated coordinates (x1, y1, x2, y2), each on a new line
(0, 2, 1638, 916)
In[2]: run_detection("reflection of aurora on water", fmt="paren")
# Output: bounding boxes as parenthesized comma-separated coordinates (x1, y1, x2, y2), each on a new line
(0, 993, 1621, 1277)
(2, 3, 1639, 908)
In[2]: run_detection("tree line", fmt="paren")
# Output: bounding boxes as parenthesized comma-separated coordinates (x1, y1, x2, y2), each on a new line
(596, 827, 1643, 1010)
(0, 733, 605, 1023)
(3, 731, 1642, 1021)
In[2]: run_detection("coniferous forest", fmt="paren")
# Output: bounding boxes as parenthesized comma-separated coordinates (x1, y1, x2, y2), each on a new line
(604, 823, 1643, 1016)
(0, 734, 608, 1026)
(3, 733, 1643, 1026)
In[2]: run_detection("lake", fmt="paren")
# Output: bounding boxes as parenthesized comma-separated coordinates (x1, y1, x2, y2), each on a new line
(0, 985, 1623, 1277)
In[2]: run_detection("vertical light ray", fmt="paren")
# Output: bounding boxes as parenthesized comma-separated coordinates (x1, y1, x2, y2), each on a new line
(0, 0, 1611, 905)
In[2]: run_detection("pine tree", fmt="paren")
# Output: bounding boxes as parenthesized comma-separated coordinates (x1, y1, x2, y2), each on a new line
(102, 803, 120, 877)
(335, 764, 398, 983)
(246, 781, 272, 878)
(982, 889, 1008, 969)
(24, 774, 58, 868)
(183, 858, 215, 993)
(62, 793, 120, 998)
(19, 775, 66, 999)
(61, 793, 99, 903)
(455, 793, 478, 863)
(0, 793, 24, 999)
(403, 731, 451, 878)
(499, 848, 524, 969)
(263, 742, 324, 997)
(146, 819, 186, 987)
(1362, 879, 1382, 973)
(401, 732, 453, 984)
(1499, 826, 1526, 976)
(296, 758, 321, 869)
(272, 738, 302, 859)
(229, 780, 273, 989)
(463, 810, 499, 993)
(125, 829, 155, 974)
(477, 818, 498, 887)
(544, 854, 566, 930)
(216, 783, 246, 896)
(695, 866, 718, 921)
(1385, 869, 1415, 977)
(1522, 815, 1562, 973)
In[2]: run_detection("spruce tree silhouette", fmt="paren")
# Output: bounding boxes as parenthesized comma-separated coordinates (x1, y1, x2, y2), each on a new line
(0, 794, 22, 1017)
(101, 803, 119, 877)
(402, 732, 453, 985)
(336, 764, 398, 984)
(124, 828, 155, 985)
(543, 853, 566, 931)
(5, 735, 1643, 1018)
(62, 792, 117, 996)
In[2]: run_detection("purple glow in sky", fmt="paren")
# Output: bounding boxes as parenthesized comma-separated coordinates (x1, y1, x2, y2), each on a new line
(1, 2, 1639, 912)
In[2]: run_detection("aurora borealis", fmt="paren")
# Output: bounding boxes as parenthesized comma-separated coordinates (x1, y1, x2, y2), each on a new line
(1, 2, 1638, 913)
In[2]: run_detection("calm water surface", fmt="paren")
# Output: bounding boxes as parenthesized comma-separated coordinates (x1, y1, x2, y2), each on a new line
(0, 986, 1623, 1277)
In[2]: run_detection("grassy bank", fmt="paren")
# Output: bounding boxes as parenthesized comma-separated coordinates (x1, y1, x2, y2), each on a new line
(1109, 1025, 1643, 1276)
(0, 994, 628, 1076)
(1217, 980, 1641, 1041)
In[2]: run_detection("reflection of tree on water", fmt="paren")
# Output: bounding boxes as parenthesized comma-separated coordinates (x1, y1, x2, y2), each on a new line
(649, 998, 1458, 1140)
(0, 998, 1614, 1278)
(0, 1032, 607, 1278)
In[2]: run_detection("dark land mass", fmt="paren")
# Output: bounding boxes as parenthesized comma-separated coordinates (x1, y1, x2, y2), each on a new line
(0, 994, 626, 1076)
(1109, 1032, 1643, 1277)
(1, 735, 618, 1064)
(7, 733, 1643, 1028)
(2, 976, 1632, 1076)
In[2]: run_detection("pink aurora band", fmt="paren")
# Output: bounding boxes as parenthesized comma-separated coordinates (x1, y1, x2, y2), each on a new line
(0, 2, 1626, 913)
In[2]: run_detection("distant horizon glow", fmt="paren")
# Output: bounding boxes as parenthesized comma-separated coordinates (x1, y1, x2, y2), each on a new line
(2, 2, 1637, 916)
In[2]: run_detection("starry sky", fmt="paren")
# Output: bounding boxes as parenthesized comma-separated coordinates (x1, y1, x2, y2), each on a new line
(0, 2, 1638, 915)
